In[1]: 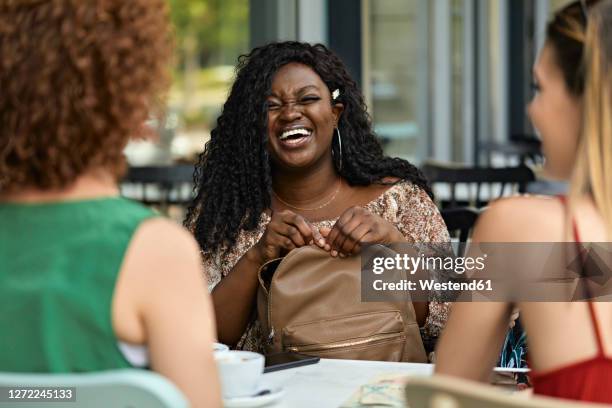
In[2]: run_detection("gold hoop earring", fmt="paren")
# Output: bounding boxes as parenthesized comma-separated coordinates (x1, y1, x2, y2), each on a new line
(334, 127, 343, 172)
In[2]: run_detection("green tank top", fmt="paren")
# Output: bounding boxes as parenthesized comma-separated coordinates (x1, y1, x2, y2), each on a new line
(0, 197, 156, 372)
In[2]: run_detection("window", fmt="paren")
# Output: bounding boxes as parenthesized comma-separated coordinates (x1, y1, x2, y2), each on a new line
(125, 0, 249, 166)
(365, 0, 429, 164)
(365, 0, 470, 164)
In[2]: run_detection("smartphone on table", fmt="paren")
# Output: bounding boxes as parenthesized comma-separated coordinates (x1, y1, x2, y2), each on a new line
(263, 351, 320, 373)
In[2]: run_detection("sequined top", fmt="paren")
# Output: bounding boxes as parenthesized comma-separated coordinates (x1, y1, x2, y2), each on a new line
(201, 180, 451, 354)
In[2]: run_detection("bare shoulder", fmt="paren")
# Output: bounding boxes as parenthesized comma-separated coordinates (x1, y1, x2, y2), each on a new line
(486, 194, 563, 219)
(475, 195, 564, 242)
(351, 176, 402, 205)
(378, 177, 420, 197)
(123, 218, 203, 284)
(112, 218, 206, 343)
(133, 217, 199, 253)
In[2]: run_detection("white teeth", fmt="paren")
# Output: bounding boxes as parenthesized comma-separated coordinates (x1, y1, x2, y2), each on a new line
(279, 128, 311, 140)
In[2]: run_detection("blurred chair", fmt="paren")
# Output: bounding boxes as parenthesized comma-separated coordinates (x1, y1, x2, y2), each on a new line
(0, 369, 188, 408)
(440, 207, 480, 256)
(422, 162, 536, 208)
(405, 375, 597, 408)
(121, 165, 195, 215)
(440, 207, 480, 243)
(480, 134, 543, 166)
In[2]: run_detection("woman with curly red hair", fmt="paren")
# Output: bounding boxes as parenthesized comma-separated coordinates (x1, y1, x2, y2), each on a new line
(0, 1, 220, 406)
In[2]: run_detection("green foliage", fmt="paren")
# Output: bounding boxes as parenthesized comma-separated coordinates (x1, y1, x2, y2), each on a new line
(168, 0, 248, 67)
(167, 0, 248, 130)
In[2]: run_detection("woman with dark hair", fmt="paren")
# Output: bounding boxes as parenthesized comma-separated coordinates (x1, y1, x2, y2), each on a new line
(436, 0, 612, 403)
(0, 1, 220, 406)
(186, 41, 450, 354)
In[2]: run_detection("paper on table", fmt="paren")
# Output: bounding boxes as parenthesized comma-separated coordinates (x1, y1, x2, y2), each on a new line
(340, 367, 530, 407)
(340, 373, 409, 408)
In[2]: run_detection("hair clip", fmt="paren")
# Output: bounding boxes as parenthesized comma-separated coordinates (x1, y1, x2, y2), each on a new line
(332, 89, 340, 100)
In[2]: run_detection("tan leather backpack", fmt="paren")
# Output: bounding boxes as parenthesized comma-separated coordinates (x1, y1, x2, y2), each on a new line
(256, 245, 427, 362)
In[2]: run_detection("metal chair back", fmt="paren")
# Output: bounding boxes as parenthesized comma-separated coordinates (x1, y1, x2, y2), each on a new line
(422, 162, 535, 208)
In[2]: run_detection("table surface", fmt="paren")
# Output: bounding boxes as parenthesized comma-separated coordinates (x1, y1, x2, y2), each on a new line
(260, 358, 433, 408)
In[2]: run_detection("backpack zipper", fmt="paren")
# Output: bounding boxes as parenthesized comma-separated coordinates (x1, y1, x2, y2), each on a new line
(286, 332, 405, 353)
(259, 256, 283, 346)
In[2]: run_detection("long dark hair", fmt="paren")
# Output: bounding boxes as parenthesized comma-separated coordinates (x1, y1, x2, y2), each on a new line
(546, 0, 592, 96)
(186, 41, 432, 254)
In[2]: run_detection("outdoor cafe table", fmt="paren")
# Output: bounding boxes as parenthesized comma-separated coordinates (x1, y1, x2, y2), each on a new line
(261, 358, 434, 407)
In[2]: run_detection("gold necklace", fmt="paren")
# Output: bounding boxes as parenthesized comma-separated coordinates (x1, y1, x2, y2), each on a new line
(273, 180, 342, 211)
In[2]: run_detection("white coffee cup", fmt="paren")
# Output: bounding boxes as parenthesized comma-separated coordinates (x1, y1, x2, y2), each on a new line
(214, 350, 264, 399)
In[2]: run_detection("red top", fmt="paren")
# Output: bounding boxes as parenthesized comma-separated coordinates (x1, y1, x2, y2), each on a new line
(531, 197, 612, 403)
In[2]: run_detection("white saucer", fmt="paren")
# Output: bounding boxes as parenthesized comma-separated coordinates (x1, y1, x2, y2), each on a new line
(223, 387, 284, 408)
(213, 342, 230, 353)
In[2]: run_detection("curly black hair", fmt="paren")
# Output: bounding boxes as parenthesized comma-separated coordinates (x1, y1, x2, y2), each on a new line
(186, 41, 432, 254)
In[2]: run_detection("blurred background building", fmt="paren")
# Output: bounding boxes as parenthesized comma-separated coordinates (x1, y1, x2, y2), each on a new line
(122, 0, 572, 219)
(126, 0, 571, 167)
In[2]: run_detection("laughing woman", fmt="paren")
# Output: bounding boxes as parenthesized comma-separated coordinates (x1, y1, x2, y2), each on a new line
(186, 42, 450, 356)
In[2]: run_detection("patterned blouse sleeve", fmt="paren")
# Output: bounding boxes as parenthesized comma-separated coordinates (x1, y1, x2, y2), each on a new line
(199, 214, 268, 292)
(201, 249, 224, 292)
(185, 205, 227, 292)
(199, 216, 269, 352)
(392, 182, 451, 351)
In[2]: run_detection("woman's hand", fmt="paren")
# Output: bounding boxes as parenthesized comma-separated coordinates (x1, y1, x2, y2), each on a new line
(321, 206, 405, 257)
(251, 210, 325, 264)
